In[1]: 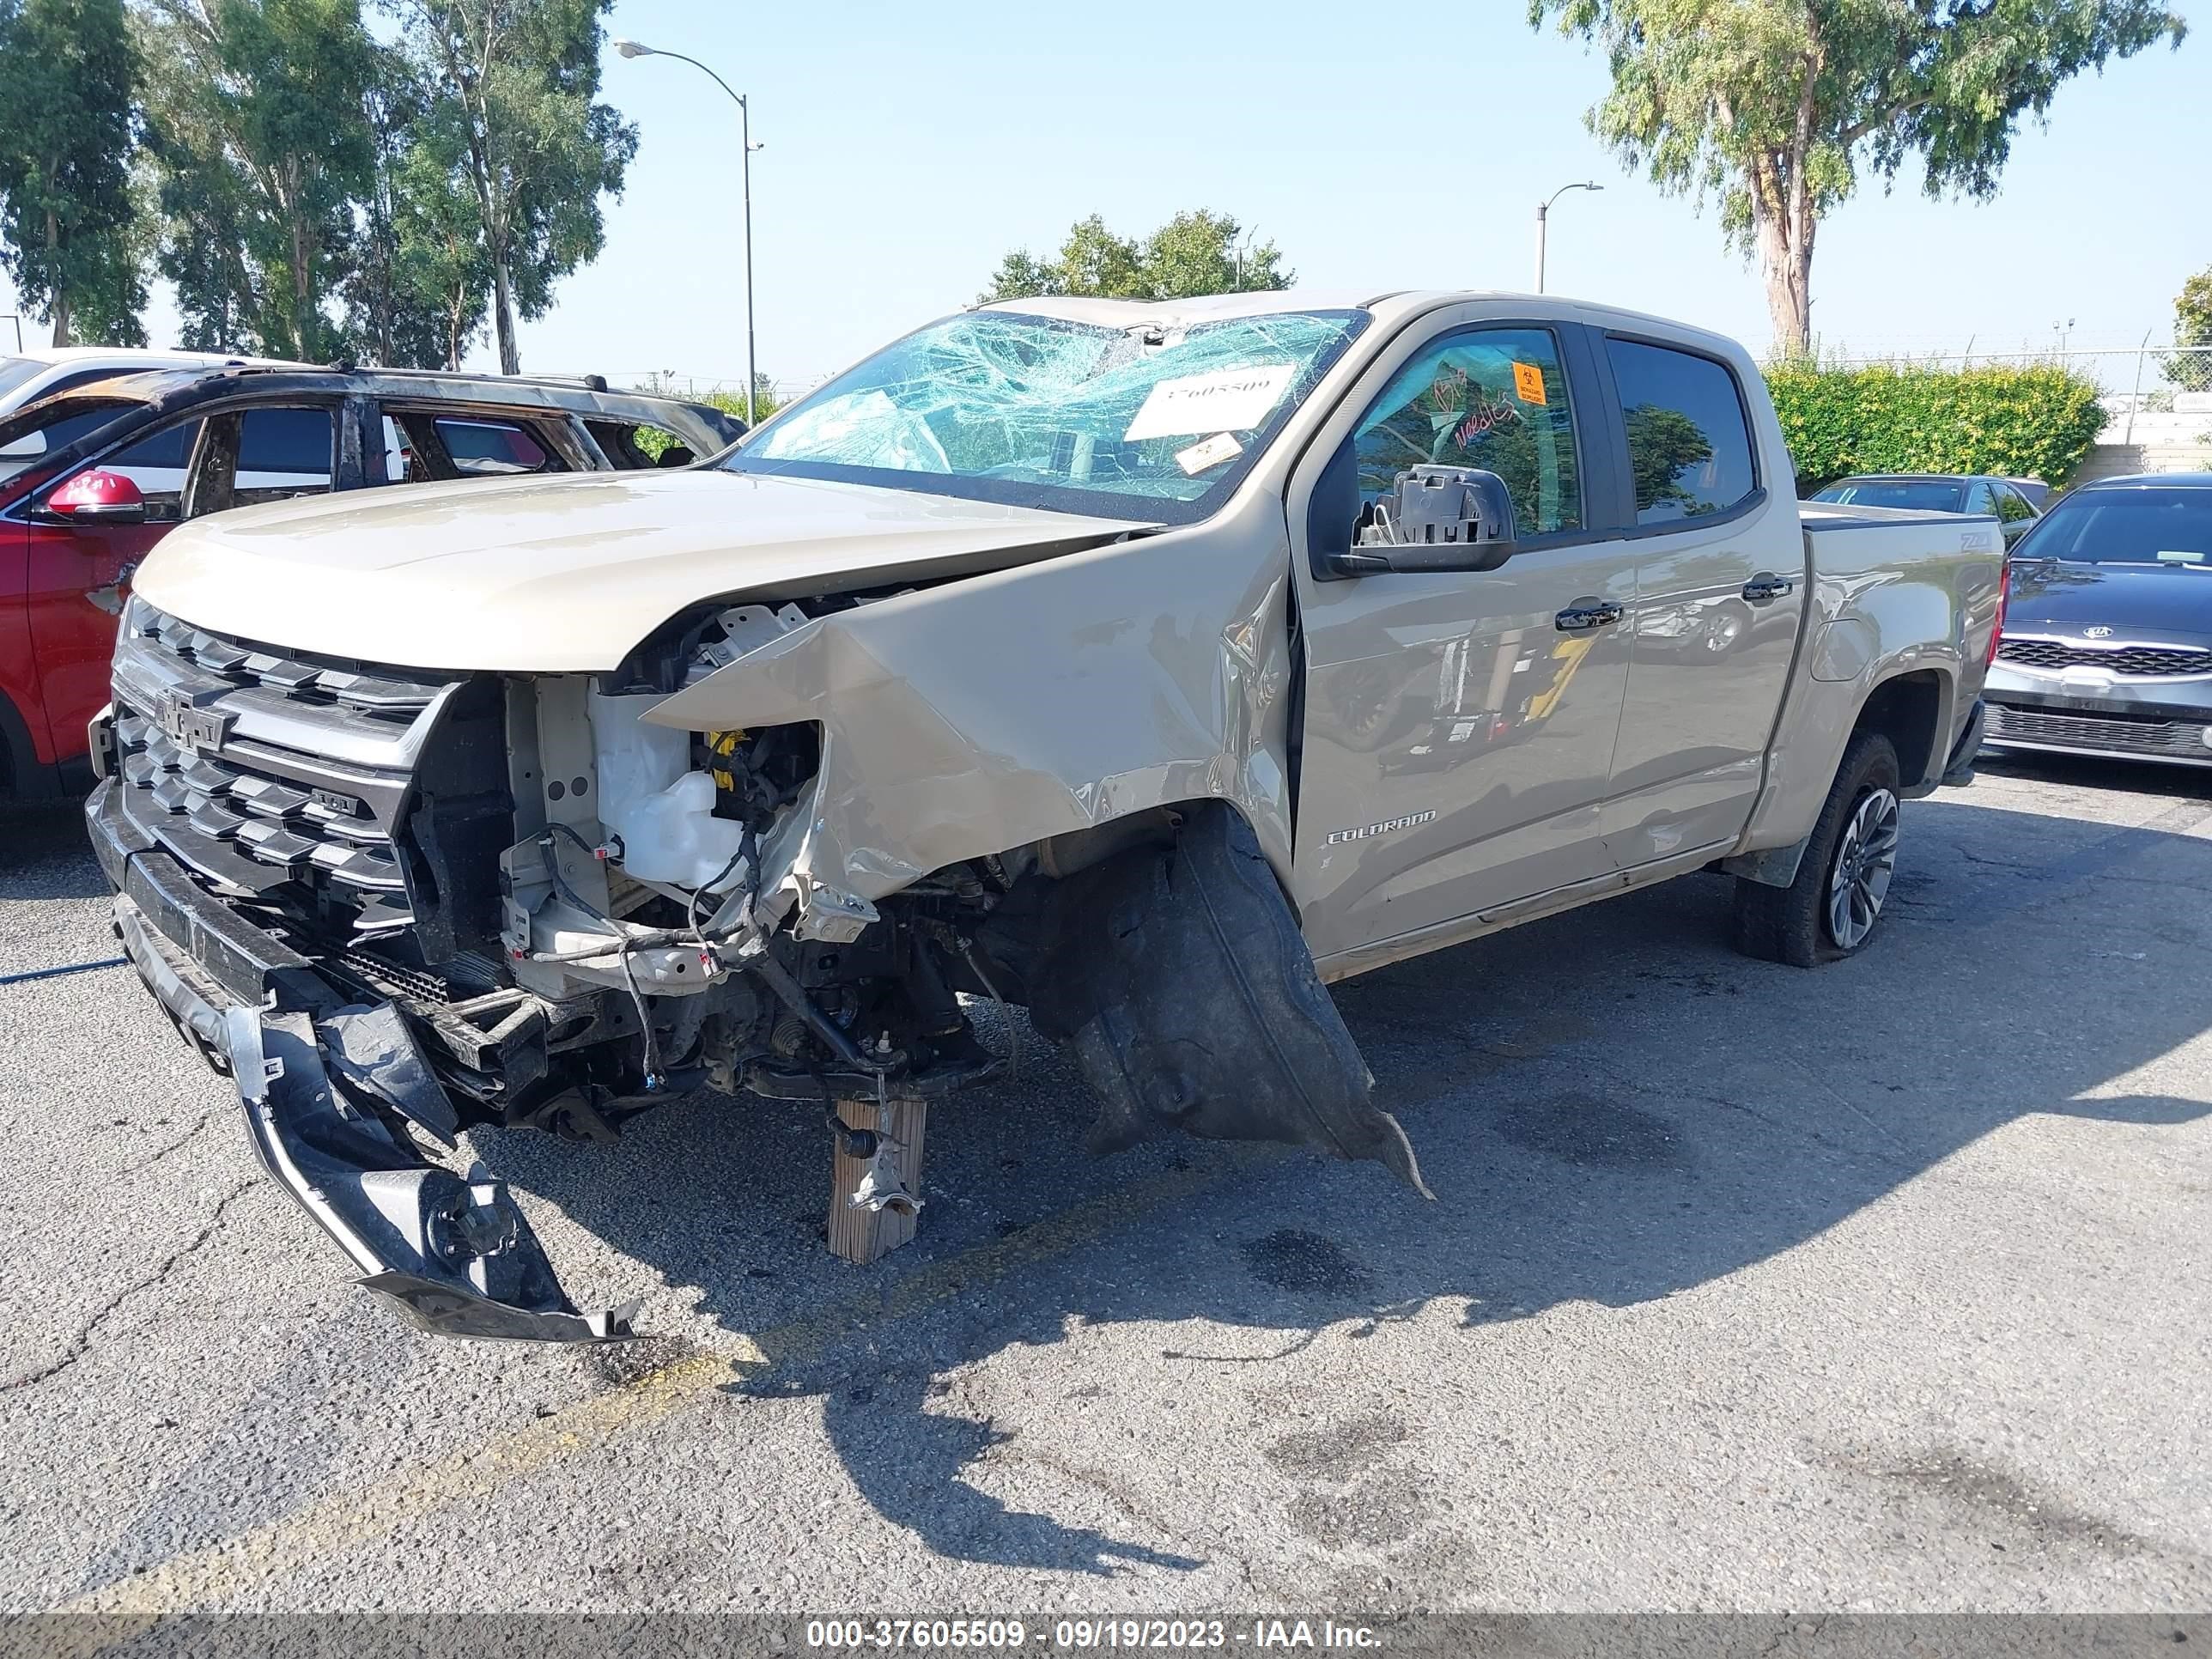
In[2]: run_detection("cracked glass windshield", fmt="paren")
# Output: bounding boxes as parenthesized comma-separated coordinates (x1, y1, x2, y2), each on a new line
(725, 307, 1368, 522)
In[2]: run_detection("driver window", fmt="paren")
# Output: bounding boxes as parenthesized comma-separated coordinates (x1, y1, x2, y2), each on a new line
(104, 419, 204, 523)
(1352, 327, 1583, 535)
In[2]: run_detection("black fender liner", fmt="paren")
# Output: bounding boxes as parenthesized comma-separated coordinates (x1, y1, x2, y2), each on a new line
(1030, 803, 1432, 1196)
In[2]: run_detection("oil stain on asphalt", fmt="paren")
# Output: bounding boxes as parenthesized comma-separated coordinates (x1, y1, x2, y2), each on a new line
(1240, 1229, 1376, 1296)
(1495, 1090, 1687, 1170)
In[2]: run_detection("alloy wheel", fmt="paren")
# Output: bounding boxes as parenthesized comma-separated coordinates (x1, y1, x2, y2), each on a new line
(1826, 787, 1899, 951)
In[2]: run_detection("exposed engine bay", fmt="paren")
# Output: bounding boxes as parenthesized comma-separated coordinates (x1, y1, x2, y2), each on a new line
(90, 583, 1421, 1342)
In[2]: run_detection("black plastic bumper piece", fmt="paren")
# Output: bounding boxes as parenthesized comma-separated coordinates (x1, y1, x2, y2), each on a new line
(1941, 697, 1988, 787)
(91, 779, 635, 1344)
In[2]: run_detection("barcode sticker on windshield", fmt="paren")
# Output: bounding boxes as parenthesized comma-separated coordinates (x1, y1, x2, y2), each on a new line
(1125, 364, 1297, 441)
(1175, 433, 1244, 475)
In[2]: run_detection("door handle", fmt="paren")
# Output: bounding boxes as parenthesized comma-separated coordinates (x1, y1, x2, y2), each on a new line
(1741, 572, 1795, 605)
(1555, 598, 1622, 632)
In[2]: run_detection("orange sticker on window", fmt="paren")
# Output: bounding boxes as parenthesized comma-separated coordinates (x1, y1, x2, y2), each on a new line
(1512, 361, 1547, 404)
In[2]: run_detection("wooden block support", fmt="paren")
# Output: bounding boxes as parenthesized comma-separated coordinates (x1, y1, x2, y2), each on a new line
(827, 1094, 927, 1265)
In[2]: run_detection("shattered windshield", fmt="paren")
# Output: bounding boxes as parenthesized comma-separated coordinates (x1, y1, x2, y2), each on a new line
(726, 307, 1369, 522)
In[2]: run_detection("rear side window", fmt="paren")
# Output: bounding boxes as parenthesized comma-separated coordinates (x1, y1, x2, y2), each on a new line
(1605, 339, 1758, 526)
(588, 417, 689, 469)
(434, 416, 556, 475)
(1993, 485, 2037, 525)
(237, 406, 334, 479)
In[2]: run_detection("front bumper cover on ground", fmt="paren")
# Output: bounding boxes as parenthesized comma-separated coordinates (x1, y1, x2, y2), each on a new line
(91, 779, 635, 1343)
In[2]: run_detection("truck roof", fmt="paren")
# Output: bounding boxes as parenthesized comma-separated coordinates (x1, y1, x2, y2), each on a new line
(975, 287, 1751, 365)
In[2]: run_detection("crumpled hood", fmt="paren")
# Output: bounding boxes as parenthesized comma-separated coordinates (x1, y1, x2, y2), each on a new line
(132, 469, 1148, 672)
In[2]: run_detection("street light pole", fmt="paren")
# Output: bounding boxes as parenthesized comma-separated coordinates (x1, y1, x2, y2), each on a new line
(616, 39, 763, 428)
(1534, 181, 1603, 295)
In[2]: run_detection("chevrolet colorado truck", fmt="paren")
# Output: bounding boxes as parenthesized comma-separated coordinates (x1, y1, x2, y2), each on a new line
(85, 291, 2004, 1340)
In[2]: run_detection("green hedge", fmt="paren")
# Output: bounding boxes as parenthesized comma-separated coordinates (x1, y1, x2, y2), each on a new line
(631, 387, 786, 459)
(1763, 362, 2108, 491)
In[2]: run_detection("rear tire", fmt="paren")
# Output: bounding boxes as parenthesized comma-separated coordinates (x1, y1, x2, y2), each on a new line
(1732, 732, 1902, 968)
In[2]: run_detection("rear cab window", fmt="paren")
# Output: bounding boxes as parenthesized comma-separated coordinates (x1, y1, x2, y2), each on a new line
(1814, 478, 1968, 513)
(1604, 337, 1759, 526)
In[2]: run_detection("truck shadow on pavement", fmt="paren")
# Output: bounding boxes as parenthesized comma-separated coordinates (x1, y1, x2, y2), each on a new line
(493, 777, 2212, 1577)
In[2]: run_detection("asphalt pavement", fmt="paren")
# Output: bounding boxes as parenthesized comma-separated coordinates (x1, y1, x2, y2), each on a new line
(1, 753, 2207, 1614)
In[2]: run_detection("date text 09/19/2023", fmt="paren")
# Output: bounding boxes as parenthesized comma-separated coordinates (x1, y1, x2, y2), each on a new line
(803, 1619, 1384, 1650)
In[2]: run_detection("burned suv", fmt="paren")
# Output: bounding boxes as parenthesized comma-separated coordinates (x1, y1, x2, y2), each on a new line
(3, 366, 740, 802)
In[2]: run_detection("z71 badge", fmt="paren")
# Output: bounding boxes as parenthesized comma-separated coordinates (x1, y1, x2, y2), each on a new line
(1324, 811, 1437, 847)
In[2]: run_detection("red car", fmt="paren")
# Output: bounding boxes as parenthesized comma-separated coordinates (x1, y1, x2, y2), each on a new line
(0, 366, 740, 799)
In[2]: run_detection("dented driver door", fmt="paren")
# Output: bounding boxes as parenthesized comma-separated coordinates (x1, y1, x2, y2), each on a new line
(1287, 313, 1633, 965)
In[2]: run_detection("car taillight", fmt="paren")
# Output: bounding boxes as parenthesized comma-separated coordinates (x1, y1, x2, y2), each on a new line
(1987, 559, 2010, 668)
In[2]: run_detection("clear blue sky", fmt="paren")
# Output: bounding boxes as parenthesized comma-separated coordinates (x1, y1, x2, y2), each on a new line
(7, 1, 2206, 388)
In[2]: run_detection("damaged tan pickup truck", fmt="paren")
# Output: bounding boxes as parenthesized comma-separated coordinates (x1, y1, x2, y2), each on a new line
(86, 291, 2005, 1340)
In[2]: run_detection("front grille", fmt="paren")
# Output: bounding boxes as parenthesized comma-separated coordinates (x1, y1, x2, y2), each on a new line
(1996, 636, 2212, 678)
(109, 601, 464, 940)
(1985, 702, 2212, 760)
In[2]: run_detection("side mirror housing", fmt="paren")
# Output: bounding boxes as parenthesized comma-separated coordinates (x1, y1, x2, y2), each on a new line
(1315, 460, 1519, 577)
(43, 469, 148, 526)
(1375, 466, 1517, 572)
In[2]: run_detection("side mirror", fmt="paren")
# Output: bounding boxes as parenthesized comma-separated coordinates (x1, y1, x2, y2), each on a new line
(1316, 460, 1519, 577)
(43, 469, 148, 526)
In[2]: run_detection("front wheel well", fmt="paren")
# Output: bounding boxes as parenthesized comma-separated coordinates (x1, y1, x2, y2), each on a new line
(1850, 670, 1947, 790)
